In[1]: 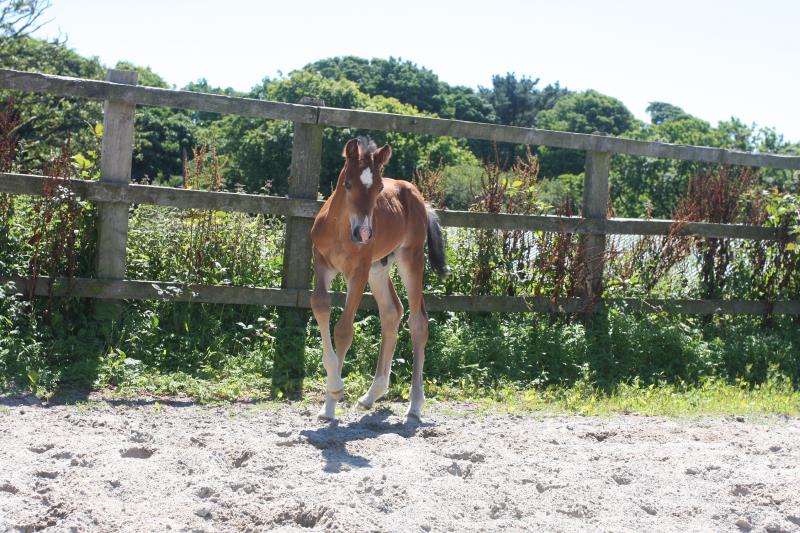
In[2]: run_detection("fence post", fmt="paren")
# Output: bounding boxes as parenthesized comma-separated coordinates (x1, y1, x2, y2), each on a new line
(581, 146, 614, 381)
(95, 69, 137, 319)
(581, 148, 611, 303)
(272, 96, 323, 396)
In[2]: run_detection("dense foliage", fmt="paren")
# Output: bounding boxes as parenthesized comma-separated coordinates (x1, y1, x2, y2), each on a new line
(1, 23, 799, 401)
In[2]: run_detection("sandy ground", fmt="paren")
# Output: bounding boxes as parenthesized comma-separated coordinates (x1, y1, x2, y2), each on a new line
(0, 394, 799, 533)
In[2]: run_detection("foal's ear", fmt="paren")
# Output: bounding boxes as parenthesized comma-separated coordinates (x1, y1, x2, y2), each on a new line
(343, 138, 360, 160)
(372, 144, 392, 169)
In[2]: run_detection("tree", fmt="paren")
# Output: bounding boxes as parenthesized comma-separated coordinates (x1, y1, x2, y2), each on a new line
(0, 0, 53, 44)
(610, 107, 797, 218)
(307, 56, 495, 124)
(435, 85, 494, 123)
(132, 106, 197, 183)
(478, 73, 568, 128)
(0, 36, 105, 172)
(473, 73, 569, 164)
(214, 71, 476, 195)
(307, 56, 443, 115)
(537, 90, 636, 177)
(646, 102, 690, 125)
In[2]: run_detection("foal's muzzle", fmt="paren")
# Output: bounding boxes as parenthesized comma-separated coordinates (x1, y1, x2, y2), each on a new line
(350, 217, 373, 244)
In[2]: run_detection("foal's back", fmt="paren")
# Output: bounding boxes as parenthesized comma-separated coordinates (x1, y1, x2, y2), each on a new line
(373, 177, 428, 251)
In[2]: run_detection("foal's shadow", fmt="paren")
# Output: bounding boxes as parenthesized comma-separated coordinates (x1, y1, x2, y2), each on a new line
(299, 408, 433, 474)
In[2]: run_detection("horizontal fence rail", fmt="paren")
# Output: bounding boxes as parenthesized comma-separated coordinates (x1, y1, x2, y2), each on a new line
(0, 172, 788, 241)
(5, 276, 800, 316)
(1, 67, 798, 326)
(3, 69, 800, 170)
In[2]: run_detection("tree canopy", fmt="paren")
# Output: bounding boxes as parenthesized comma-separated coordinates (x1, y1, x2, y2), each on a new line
(2, 36, 797, 216)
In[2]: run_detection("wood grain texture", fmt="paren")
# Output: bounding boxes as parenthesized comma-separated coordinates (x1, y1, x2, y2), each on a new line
(0, 173, 787, 241)
(95, 69, 137, 281)
(0, 68, 316, 123)
(2, 68, 799, 169)
(581, 150, 611, 300)
(4, 276, 799, 315)
(282, 97, 324, 291)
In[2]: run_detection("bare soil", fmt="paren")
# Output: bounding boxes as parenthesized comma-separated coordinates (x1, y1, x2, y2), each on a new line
(1, 394, 799, 532)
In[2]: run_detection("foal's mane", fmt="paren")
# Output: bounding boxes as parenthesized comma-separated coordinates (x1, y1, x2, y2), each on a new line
(342, 136, 378, 159)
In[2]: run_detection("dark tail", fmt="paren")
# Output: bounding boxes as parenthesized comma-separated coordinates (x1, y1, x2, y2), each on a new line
(426, 206, 449, 278)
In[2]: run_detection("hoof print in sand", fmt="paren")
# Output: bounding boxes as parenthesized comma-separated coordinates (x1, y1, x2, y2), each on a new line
(446, 461, 472, 479)
(420, 427, 444, 439)
(120, 446, 155, 459)
(28, 443, 55, 454)
(0, 482, 19, 494)
(229, 450, 254, 468)
(195, 486, 216, 499)
(444, 450, 486, 463)
(582, 431, 616, 442)
(274, 502, 331, 529)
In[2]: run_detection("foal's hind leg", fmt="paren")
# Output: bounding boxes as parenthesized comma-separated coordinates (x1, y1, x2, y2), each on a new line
(358, 261, 403, 410)
(397, 246, 429, 421)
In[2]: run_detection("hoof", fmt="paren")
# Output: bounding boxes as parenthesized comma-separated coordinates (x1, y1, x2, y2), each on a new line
(327, 388, 345, 401)
(318, 396, 339, 421)
(357, 400, 372, 411)
(405, 411, 422, 423)
(357, 393, 374, 410)
(317, 408, 336, 422)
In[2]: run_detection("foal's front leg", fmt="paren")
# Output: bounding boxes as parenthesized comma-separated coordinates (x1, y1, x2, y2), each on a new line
(332, 263, 370, 381)
(315, 262, 369, 421)
(310, 255, 340, 420)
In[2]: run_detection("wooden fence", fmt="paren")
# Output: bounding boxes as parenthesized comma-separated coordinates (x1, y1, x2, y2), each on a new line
(1, 68, 799, 316)
(3, 67, 799, 389)
(2, 67, 800, 389)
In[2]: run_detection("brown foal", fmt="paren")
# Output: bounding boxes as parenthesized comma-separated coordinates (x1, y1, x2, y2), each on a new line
(310, 137, 447, 421)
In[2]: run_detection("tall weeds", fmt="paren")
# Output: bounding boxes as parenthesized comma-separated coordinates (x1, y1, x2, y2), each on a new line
(27, 138, 88, 314)
(1, 98, 21, 270)
(469, 148, 544, 296)
(528, 198, 588, 304)
(148, 139, 282, 285)
(675, 166, 761, 299)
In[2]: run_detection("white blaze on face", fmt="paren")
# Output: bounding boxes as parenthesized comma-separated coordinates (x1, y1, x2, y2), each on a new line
(360, 167, 373, 188)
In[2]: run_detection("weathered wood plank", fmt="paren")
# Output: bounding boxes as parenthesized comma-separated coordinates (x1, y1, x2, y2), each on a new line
(2, 69, 800, 170)
(2, 276, 304, 306)
(315, 107, 800, 170)
(0, 173, 787, 241)
(601, 218, 785, 241)
(4, 276, 800, 315)
(436, 209, 786, 240)
(274, 97, 325, 393)
(0, 173, 323, 216)
(282, 97, 324, 290)
(0, 68, 317, 123)
(95, 69, 137, 281)
(581, 149, 611, 300)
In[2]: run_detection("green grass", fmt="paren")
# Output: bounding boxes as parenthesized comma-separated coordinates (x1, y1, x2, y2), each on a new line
(44, 366, 797, 418)
(462, 377, 800, 417)
(2, 192, 799, 417)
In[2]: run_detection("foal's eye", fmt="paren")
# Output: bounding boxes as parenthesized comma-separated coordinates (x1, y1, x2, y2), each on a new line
(344, 180, 352, 190)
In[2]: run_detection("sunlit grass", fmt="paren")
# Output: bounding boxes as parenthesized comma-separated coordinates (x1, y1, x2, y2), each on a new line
(76, 367, 800, 418)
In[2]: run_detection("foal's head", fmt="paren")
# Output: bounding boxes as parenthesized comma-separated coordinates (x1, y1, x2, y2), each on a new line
(337, 137, 392, 245)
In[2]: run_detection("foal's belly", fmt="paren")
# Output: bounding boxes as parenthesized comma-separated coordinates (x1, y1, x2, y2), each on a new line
(324, 237, 402, 273)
